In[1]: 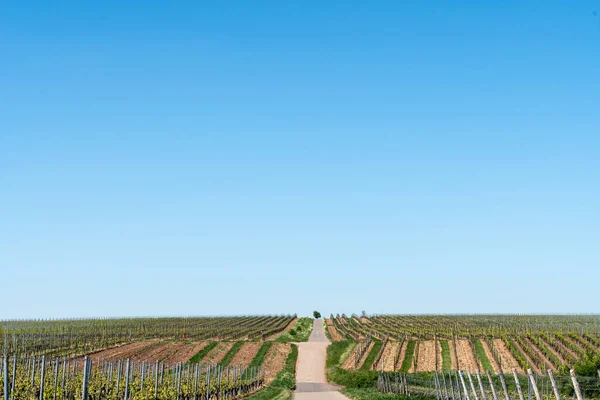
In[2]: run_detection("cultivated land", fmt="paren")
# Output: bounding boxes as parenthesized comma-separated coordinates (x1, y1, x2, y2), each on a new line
(3, 314, 600, 400)
(327, 314, 600, 374)
(0, 316, 302, 400)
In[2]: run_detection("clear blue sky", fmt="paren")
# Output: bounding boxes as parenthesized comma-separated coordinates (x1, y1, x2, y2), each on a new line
(1, 1, 599, 319)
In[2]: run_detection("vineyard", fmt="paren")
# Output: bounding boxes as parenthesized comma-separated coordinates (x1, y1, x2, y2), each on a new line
(326, 314, 600, 375)
(0, 315, 299, 400)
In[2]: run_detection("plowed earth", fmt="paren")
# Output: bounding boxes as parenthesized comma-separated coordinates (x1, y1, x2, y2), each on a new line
(492, 339, 522, 373)
(455, 340, 478, 372)
(229, 342, 261, 368)
(416, 341, 437, 372)
(263, 343, 291, 383)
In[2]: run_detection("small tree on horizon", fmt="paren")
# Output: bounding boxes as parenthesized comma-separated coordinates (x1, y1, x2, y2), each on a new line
(313, 311, 321, 319)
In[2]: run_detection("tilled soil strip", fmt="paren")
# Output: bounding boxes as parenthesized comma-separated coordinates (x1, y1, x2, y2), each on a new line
(163, 342, 209, 365)
(523, 337, 556, 371)
(229, 342, 262, 368)
(381, 341, 400, 372)
(327, 325, 343, 341)
(538, 337, 567, 365)
(416, 341, 437, 372)
(480, 339, 500, 372)
(263, 343, 291, 383)
(203, 342, 235, 365)
(342, 342, 374, 370)
(512, 339, 541, 375)
(84, 340, 159, 362)
(449, 341, 458, 370)
(455, 340, 478, 372)
(492, 339, 522, 373)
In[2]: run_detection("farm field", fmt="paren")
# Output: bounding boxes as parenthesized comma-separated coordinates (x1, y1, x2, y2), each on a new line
(0, 315, 303, 400)
(326, 314, 600, 375)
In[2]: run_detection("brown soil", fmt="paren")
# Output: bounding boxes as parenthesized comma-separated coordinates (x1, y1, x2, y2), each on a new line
(266, 318, 298, 340)
(381, 341, 400, 372)
(539, 337, 567, 365)
(436, 340, 443, 372)
(360, 317, 371, 324)
(229, 342, 261, 368)
(263, 343, 291, 383)
(555, 338, 579, 360)
(327, 325, 343, 341)
(449, 341, 458, 370)
(512, 339, 541, 374)
(162, 342, 208, 365)
(203, 342, 234, 365)
(416, 340, 437, 372)
(480, 340, 500, 372)
(397, 341, 408, 371)
(408, 342, 418, 373)
(132, 341, 179, 362)
(523, 337, 557, 370)
(493, 339, 522, 373)
(342, 342, 374, 370)
(85, 340, 160, 362)
(455, 339, 478, 372)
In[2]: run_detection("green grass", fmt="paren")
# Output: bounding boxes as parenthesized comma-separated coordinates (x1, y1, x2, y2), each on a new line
(342, 387, 434, 400)
(189, 341, 217, 363)
(327, 341, 354, 367)
(360, 340, 383, 371)
(220, 341, 244, 366)
(275, 318, 313, 343)
(270, 343, 298, 389)
(326, 340, 379, 389)
(399, 340, 416, 372)
(472, 339, 494, 371)
(249, 341, 274, 367)
(243, 343, 299, 400)
(242, 386, 290, 400)
(440, 340, 452, 370)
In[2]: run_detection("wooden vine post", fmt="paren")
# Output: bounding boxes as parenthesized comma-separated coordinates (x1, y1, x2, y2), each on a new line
(526, 369, 541, 400)
(570, 369, 584, 400)
(512, 368, 525, 400)
(547, 370, 561, 400)
(486, 370, 498, 400)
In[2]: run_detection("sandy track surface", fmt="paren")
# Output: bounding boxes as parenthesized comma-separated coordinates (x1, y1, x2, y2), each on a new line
(230, 342, 261, 368)
(480, 340, 500, 372)
(455, 340, 478, 372)
(295, 319, 350, 400)
(416, 341, 437, 372)
(492, 339, 522, 373)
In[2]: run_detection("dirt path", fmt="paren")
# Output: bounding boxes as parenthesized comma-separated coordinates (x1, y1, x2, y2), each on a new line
(295, 319, 350, 400)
